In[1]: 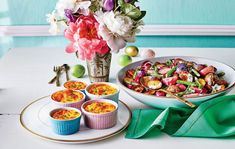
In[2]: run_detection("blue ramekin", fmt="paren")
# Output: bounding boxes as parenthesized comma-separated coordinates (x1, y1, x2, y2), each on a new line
(49, 107, 82, 135)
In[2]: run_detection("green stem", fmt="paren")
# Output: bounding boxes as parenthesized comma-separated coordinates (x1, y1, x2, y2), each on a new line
(57, 19, 66, 22)
(195, 79, 203, 89)
(177, 80, 197, 86)
(114, 5, 120, 12)
(166, 66, 177, 77)
(132, 67, 140, 79)
(191, 68, 200, 77)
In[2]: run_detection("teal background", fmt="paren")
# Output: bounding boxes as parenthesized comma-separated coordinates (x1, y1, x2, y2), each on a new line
(1, 0, 235, 57)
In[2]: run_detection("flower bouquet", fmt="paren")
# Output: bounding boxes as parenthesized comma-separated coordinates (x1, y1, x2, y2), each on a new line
(47, 0, 146, 82)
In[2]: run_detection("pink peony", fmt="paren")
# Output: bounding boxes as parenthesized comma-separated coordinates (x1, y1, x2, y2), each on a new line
(64, 15, 109, 60)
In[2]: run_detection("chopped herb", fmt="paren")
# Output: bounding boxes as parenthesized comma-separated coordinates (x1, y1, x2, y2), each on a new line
(217, 72, 225, 77)
(166, 59, 173, 66)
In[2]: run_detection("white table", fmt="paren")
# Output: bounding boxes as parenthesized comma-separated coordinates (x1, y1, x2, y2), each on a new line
(1, 47, 235, 149)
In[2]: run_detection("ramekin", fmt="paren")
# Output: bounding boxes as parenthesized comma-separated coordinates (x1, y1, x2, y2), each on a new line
(49, 107, 82, 135)
(81, 99, 118, 129)
(51, 90, 86, 110)
(63, 80, 87, 94)
(85, 82, 120, 103)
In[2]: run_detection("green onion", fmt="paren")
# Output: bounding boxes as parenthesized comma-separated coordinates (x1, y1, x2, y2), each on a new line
(191, 68, 200, 77)
(175, 86, 193, 97)
(195, 79, 203, 89)
(132, 67, 140, 79)
(177, 80, 197, 86)
(166, 66, 177, 77)
(185, 87, 195, 94)
(175, 92, 185, 97)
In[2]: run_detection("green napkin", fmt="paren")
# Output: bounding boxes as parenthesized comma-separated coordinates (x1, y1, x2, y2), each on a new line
(126, 95, 235, 139)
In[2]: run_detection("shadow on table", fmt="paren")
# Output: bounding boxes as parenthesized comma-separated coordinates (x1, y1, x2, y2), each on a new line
(0, 88, 6, 93)
(109, 78, 117, 83)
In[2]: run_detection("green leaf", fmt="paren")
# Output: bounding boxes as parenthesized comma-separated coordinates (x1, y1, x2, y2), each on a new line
(130, 0, 139, 5)
(118, 0, 125, 6)
(121, 3, 142, 19)
(135, 11, 146, 20)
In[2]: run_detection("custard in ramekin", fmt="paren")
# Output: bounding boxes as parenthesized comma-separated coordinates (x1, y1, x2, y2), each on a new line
(85, 82, 119, 103)
(51, 89, 85, 110)
(81, 99, 118, 129)
(49, 107, 82, 135)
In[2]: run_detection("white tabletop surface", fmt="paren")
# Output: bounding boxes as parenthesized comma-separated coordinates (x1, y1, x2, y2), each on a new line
(1, 47, 235, 149)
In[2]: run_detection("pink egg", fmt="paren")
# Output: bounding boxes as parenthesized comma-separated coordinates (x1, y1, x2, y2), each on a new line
(140, 49, 156, 59)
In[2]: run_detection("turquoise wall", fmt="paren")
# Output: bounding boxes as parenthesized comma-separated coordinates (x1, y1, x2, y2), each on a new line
(2, 0, 235, 25)
(142, 0, 235, 25)
(1, 0, 235, 57)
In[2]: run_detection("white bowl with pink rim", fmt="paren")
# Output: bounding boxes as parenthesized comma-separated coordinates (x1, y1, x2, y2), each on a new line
(85, 82, 120, 103)
(51, 90, 86, 110)
(81, 99, 118, 129)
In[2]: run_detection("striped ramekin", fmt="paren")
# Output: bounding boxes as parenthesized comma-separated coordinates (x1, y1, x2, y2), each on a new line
(85, 82, 120, 103)
(49, 107, 82, 135)
(51, 90, 86, 110)
(81, 99, 118, 129)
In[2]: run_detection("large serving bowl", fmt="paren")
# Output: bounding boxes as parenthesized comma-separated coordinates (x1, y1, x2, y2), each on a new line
(117, 56, 235, 109)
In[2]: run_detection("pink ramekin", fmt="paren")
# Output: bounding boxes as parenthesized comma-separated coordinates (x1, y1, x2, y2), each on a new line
(51, 90, 86, 110)
(81, 99, 118, 129)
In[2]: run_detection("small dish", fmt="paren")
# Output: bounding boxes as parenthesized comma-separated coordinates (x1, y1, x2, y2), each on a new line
(64, 81, 87, 94)
(81, 99, 118, 129)
(85, 82, 120, 103)
(51, 89, 85, 110)
(49, 107, 82, 135)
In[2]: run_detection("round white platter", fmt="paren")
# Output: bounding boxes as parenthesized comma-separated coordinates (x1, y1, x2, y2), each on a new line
(20, 96, 131, 144)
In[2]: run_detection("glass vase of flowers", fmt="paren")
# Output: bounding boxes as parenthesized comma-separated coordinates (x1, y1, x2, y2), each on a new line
(47, 0, 146, 82)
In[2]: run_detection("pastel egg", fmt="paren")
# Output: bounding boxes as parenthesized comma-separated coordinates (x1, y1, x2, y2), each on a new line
(140, 49, 156, 59)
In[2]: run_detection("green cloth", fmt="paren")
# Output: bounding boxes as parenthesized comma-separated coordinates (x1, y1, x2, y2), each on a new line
(125, 95, 235, 139)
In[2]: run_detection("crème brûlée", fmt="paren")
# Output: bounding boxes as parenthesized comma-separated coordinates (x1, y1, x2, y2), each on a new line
(51, 109, 80, 120)
(52, 90, 84, 103)
(84, 101, 116, 114)
(88, 84, 117, 96)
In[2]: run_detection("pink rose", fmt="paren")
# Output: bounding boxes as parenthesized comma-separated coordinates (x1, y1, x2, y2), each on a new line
(64, 15, 109, 60)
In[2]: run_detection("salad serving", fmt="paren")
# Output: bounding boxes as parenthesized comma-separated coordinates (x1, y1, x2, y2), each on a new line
(123, 58, 229, 98)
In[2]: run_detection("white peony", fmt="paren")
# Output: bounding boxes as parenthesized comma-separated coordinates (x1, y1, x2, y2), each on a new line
(98, 23, 126, 53)
(46, 11, 67, 35)
(95, 11, 136, 53)
(47, 0, 91, 35)
(102, 11, 133, 37)
(56, 0, 91, 17)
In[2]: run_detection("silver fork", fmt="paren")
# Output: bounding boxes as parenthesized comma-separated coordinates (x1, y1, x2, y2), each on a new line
(54, 66, 62, 86)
